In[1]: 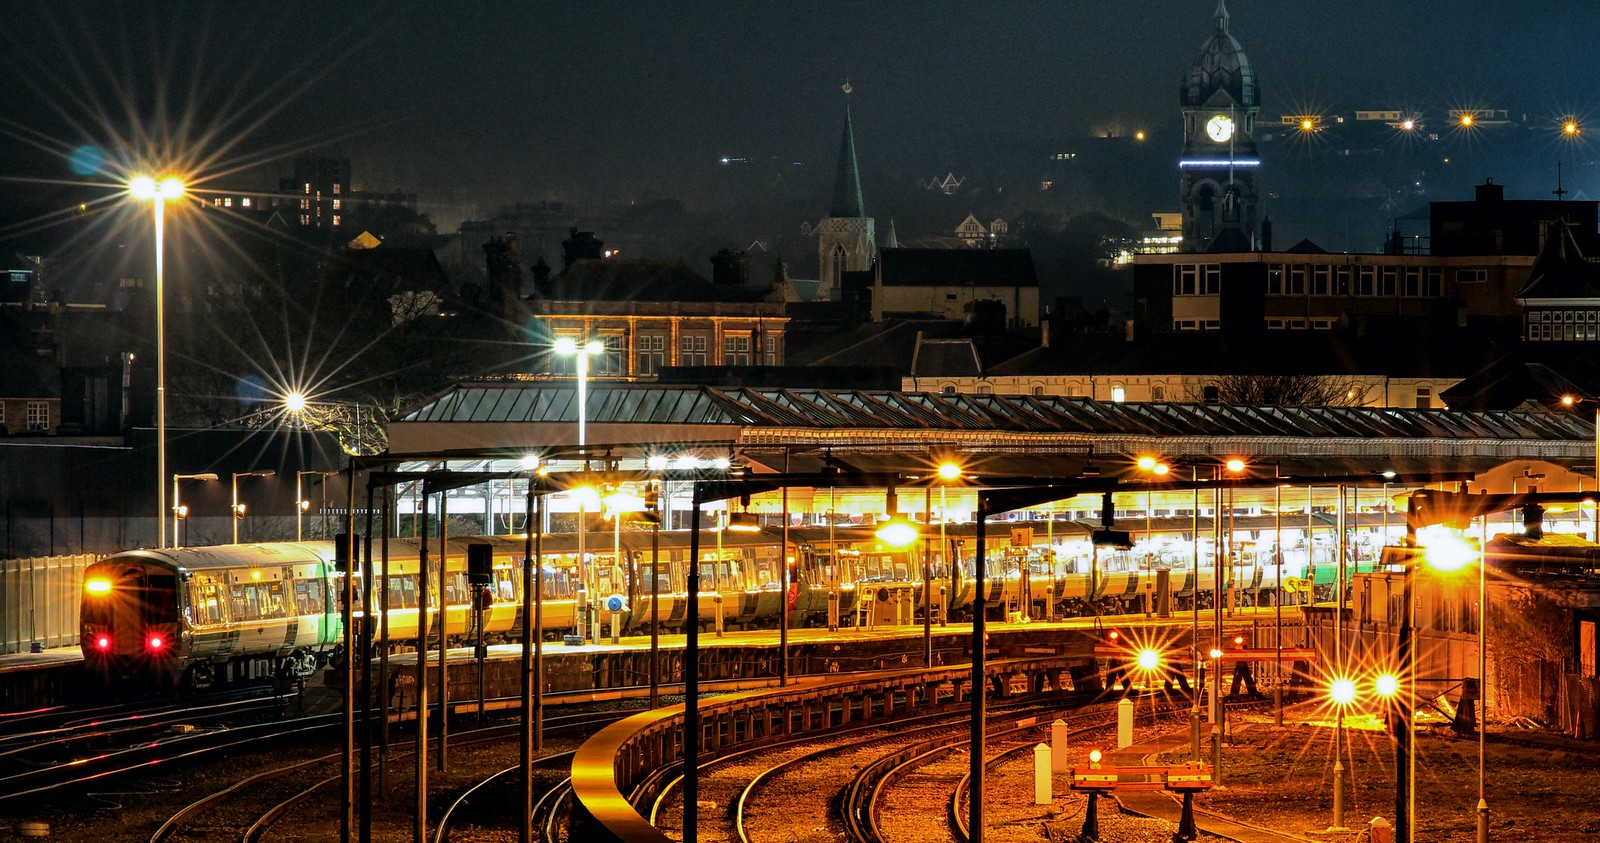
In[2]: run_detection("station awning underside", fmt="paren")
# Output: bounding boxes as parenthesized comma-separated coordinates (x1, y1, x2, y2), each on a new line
(392, 382, 1595, 479)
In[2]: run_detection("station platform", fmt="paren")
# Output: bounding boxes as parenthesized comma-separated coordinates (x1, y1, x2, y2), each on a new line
(2, 606, 1301, 712)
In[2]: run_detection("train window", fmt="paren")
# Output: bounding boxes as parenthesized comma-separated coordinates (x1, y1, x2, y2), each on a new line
(443, 573, 467, 606)
(388, 576, 418, 609)
(260, 581, 289, 619)
(192, 583, 225, 625)
(294, 579, 325, 615)
(494, 571, 516, 602)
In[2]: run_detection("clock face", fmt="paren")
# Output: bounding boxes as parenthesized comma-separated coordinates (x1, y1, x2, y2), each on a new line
(1206, 114, 1235, 142)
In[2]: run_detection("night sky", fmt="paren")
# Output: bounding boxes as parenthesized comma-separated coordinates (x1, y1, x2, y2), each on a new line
(3, 1, 1598, 243)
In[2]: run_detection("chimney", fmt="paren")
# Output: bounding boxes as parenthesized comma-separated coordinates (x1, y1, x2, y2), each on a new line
(1041, 319, 1051, 349)
(1476, 178, 1504, 203)
(1260, 217, 1273, 252)
(709, 249, 751, 286)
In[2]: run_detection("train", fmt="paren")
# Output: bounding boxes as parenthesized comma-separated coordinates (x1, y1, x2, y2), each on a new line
(80, 523, 1334, 690)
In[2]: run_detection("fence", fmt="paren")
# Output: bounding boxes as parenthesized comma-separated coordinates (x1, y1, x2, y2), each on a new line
(1, 554, 94, 654)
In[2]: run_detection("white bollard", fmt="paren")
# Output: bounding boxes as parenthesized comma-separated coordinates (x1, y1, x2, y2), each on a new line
(1034, 743, 1052, 804)
(1051, 718, 1069, 773)
(1117, 697, 1134, 748)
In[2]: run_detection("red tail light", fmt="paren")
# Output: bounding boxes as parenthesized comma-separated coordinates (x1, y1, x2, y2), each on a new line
(96, 636, 111, 651)
(147, 635, 164, 651)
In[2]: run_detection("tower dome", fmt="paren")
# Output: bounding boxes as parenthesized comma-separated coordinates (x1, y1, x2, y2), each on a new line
(1181, 0, 1257, 108)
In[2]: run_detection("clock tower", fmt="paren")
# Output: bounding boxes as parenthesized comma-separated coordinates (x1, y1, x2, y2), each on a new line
(1179, 0, 1260, 251)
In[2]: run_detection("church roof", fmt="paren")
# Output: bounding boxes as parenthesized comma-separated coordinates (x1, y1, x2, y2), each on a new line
(830, 108, 867, 218)
(1181, 0, 1258, 109)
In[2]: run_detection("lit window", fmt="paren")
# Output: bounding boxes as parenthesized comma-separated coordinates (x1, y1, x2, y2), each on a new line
(332, 215, 341, 227)
(242, 198, 252, 207)
(1111, 385, 1126, 402)
(304, 182, 311, 194)
(332, 183, 341, 194)
(332, 199, 341, 210)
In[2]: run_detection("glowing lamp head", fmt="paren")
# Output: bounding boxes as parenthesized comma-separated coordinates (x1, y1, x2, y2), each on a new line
(1225, 458, 1246, 473)
(298, 499, 311, 513)
(1417, 528, 1477, 572)
(646, 455, 668, 470)
(128, 176, 156, 200)
(86, 578, 112, 595)
(1233, 635, 1245, 647)
(1300, 118, 1315, 131)
(1136, 648, 1160, 671)
(938, 462, 963, 481)
(1460, 114, 1474, 127)
(1107, 630, 1120, 643)
(1088, 749, 1103, 766)
(1562, 394, 1577, 407)
(129, 175, 184, 200)
(1374, 673, 1400, 698)
(1152, 463, 1170, 475)
(583, 339, 604, 355)
(1209, 647, 1223, 660)
(875, 518, 919, 548)
(1135, 131, 1146, 141)
(1565, 120, 1580, 136)
(1329, 677, 1357, 705)
(96, 636, 111, 651)
(1137, 455, 1157, 471)
(284, 392, 307, 414)
(147, 635, 165, 651)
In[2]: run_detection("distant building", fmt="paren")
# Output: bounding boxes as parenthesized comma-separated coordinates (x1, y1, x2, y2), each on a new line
(816, 107, 876, 302)
(281, 153, 349, 230)
(522, 253, 788, 379)
(870, 248, 1041, 327)
(1179, 0, 1261, 251)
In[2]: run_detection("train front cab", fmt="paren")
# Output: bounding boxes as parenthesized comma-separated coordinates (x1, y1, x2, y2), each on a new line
(81, 555, 183, 688)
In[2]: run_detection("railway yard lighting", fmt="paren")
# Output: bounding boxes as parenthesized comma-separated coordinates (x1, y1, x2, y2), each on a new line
(296, 469, 339, 541)
(130, 174, 186, 548)
(554, 336, 604, 451)
(231, 470, 276, 544)
(171, 472, 218, 548)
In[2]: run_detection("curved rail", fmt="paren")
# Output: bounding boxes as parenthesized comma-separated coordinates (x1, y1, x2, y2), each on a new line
(433, 752, 575, 843)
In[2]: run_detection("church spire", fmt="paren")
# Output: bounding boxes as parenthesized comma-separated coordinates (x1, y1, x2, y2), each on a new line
(1214, 0, 1230, 32)
(830, 105, 866, 218)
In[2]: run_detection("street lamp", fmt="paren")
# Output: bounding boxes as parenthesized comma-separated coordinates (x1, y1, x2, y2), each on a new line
(1395, 529, 1479, 843)
(130, 174, 186, 548)
(554, 337, 605, 450)
(231, 469, 276, 544)
(296, 469, 340, 541)
(172, 472, 218, 548)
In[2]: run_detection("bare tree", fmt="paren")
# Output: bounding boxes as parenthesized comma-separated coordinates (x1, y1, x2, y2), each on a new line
(1199, 374, 1369, 406)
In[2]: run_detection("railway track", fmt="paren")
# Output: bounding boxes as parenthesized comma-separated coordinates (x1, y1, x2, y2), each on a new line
(145, 709, 627, 843)
(640, 693, 1101, 843)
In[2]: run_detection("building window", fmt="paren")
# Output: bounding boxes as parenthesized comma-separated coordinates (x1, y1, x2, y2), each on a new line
(680, 335, 708, 367)
(942, 385, 957, 394)
(1312, 265, 1330, 295)
(332, 199, 341, 210)
(0, 402, 6, 429)
(1267, 264, 1284, 295)
(723, 333, 752, 366)
(1174, 264, 1198, 296)
(977, 384, 993, 395)
(1416, 387, 1432, 410)
(1202, 264, 1221, 294)
(1334, 265, 1352, 295)
(1152, 385, 1166, 401)
(1111, 384, 1126, 402)
(241, 198, 252, 208)
(1380, 267, 1398, 297)
(637, 335, 666, 375)
(763, 335, 780, 366)
(1358, 266, 1376, 296)
(299, 214, 311, 226)
(332, 183, 341, 195)
(331, 215, 341, 227)
(1456, 268, 1488, 283)
(601, 335, 624, 375)
(1424, 267, 1443, 297)
(300, 199, 311, 210)
(1031, 386, 1045, 397)
(1403, 267, 1422, 297)
(1202, 385, 1220, 403)
(25, 401, 48, 431)
(830, 244, 847, 287)
(1287, 265, 1306, 295)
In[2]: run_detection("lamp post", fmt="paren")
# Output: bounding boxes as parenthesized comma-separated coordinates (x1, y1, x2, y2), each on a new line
(172, 472, 218, 548)
(297, 469, 339, 541)
(230, 470, 276, 544)
(130, 175, 185, 549)
(929, 462, 962, 666)
(554, 336, 605, 451)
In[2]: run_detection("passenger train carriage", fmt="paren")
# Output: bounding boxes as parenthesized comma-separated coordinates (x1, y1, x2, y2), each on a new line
(82, 523, 1308, 690)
